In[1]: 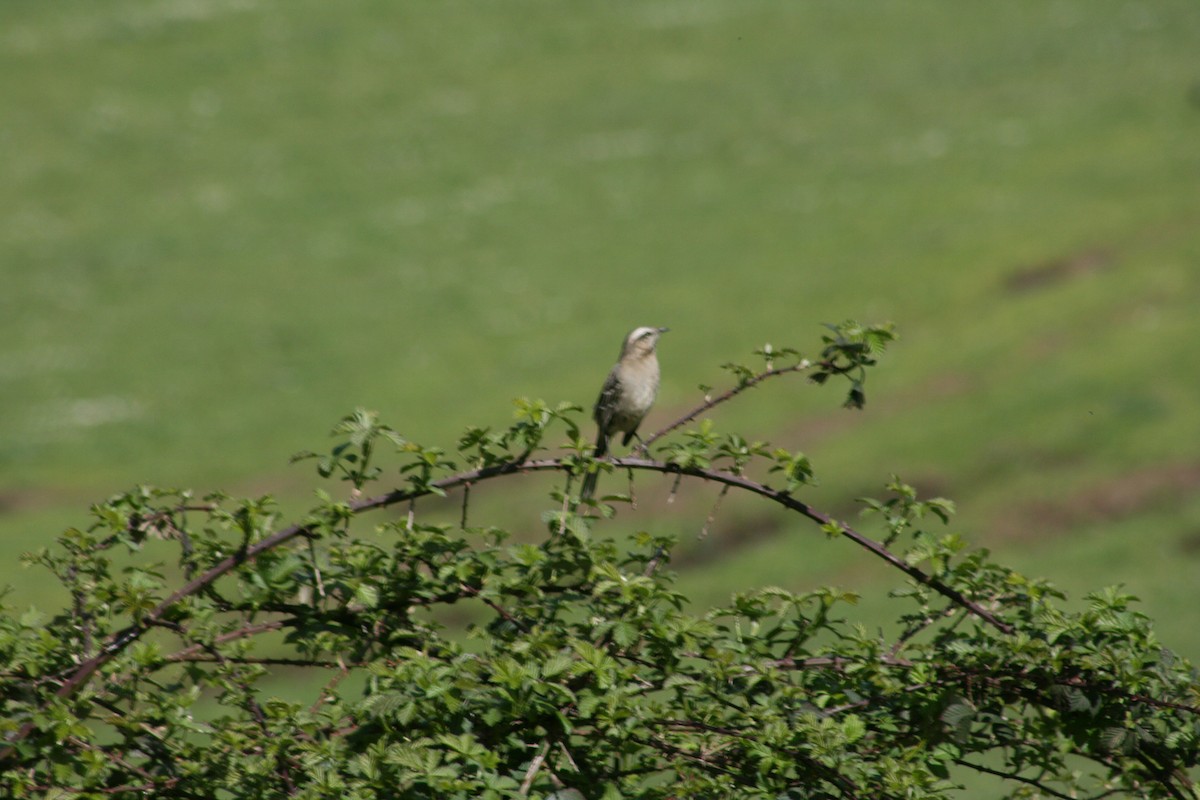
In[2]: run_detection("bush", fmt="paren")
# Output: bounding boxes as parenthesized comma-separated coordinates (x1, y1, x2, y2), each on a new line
(2, 323, 1197, 799)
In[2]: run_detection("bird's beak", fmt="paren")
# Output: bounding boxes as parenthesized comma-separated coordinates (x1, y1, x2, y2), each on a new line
(657, 327, 670, 333)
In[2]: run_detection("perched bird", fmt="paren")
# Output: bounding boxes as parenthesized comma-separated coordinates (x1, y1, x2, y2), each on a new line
(580, 326, 668, 500)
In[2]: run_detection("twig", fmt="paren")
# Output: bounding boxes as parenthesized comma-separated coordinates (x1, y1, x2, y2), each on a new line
(638, 728, 865, 799)
(306, 535, 326, 601)
(643, 547, 667, 578)
(460, 481, 471, 529)
(888, 604, 961, 659)
(458, 582, 529, 633)
(953, 758, 1078, 800)
(162, 620, 286, 665)
(27, 778, 182, 796)
(558, 482, 570, 535)
(96, 504, 218, 551)
(309, 657, 353, 717)
(164, 655, 352, 668)
(642, 360, 812, 449)
(519, 741, 550, 796)
(699, 485, 730, 540)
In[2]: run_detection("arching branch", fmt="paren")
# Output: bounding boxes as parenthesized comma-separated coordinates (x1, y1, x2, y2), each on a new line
(3, 451, 1014, 764)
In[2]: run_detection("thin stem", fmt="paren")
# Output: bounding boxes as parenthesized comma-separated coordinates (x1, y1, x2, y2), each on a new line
(642, 360, 812, 449)
(519, 742, 551, 796)
(699, 484, 730, 540)
(953, 758, 1077, 800)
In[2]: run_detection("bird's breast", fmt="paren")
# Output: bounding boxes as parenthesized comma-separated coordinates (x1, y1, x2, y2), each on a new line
(617, 358, 660, 414)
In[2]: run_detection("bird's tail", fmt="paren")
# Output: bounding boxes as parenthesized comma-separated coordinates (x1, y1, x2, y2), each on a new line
(579, 470, 599, 502)
(580, 431, 608, 501)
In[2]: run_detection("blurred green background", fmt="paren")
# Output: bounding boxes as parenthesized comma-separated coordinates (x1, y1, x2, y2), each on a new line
(3, 0, 1199, 661)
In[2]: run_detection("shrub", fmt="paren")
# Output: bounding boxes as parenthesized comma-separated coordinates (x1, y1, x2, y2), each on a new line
(3, 323, 1196, 799)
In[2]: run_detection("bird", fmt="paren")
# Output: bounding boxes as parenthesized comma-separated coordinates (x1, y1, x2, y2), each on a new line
(580, 326, 668, 501)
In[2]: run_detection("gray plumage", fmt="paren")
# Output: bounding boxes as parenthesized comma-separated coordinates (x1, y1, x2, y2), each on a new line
(581, 326, 667, 500)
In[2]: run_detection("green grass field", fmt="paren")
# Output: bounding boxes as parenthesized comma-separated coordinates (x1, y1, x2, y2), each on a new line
(3, 0, 1200, 681)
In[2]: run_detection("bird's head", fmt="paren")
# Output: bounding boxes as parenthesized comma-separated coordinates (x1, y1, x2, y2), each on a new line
(620, 326, 669, 359)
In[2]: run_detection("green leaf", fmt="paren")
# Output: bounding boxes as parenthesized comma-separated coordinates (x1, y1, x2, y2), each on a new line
(842, 714, 866, 743)
(541, 651, 574, 679)
(941, 699, 975, 729)
(355, 582, 380, 608)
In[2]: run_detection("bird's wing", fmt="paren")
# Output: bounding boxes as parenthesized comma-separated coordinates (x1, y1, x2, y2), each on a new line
(593, 369, 622, 428)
